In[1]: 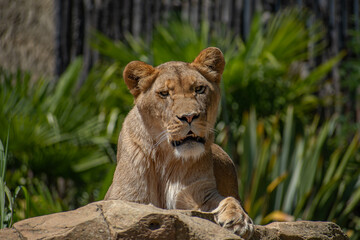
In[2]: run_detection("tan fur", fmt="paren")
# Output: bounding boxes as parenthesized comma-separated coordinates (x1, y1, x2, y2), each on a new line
(105, 47, 253, 238)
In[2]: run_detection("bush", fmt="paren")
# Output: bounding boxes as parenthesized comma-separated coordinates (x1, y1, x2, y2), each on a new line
(230, 107, 359, 238)
(0, 59, 131, 219)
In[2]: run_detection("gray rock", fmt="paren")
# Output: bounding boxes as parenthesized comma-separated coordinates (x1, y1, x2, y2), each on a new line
(1, 200, 348, 240)
(253, 221, 349, 240)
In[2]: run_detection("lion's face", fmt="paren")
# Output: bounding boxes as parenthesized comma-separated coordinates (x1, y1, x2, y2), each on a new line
(142, 62, 221, 158)
(123, 47, 225, 159)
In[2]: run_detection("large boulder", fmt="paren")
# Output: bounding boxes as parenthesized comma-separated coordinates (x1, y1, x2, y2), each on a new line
(2, 200, 348, 240)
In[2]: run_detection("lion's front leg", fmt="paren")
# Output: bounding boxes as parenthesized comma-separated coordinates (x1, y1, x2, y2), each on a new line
(211, 196, 254, 239)
(176, 181, 254, 239)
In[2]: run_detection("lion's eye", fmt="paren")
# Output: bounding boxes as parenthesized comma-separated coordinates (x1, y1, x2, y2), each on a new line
(195, 86, 206, 94)
(159, 91, 169, 98)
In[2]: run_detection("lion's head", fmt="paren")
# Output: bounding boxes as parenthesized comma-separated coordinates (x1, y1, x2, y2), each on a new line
(123, 47, 225, 159)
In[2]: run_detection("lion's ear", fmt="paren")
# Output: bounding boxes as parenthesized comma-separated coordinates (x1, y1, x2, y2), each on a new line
(191, 47, 225, 83)
(123, 61, 158, 98)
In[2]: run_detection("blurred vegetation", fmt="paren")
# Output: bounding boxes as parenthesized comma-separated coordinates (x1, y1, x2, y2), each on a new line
(0, 132, 29, 229)
(340, 30, 360, 131)
(0, 58, 132, 221)
(0, 8, 359, 238)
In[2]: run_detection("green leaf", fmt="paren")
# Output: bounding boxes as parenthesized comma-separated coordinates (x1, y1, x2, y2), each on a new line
(48, 58, 83, 113)
(304, 52, 345, 84)
(274, 106, 294, 209)
(323, 148, 342, 185)
(0, 179, 5, 229)
(334, 134, 359, 180)
(341, 185, 360, 217)
(282, 138, 304, 213)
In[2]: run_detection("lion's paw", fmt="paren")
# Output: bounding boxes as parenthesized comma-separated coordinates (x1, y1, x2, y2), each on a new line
(212, 197, 254, 239)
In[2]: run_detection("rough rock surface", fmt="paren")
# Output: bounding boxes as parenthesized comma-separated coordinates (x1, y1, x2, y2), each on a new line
(2, 200, 349, 240)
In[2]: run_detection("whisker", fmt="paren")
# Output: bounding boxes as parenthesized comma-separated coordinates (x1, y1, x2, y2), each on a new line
(156, 130, 168, 139)
(204, 121, 218, 134)
(167, 126, 183, 132)
(154, 131, 168, 148)
(209, 127, 218, 133)
(154, 137, 167, 148)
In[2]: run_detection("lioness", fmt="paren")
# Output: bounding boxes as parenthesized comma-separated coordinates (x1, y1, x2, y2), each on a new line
(105, 47, 254, 238)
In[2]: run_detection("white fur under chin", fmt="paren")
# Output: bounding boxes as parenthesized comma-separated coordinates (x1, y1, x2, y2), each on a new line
(173, 142, 205, 160)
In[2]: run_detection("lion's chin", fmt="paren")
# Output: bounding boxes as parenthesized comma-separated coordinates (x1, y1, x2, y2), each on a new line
(173, 141, 205, 160)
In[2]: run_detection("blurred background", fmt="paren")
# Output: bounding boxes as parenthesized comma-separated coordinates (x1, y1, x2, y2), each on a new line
(0, 0, 359, 238)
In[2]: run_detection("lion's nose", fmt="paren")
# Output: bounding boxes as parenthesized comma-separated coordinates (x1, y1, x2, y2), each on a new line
(177, 113, 199, 124)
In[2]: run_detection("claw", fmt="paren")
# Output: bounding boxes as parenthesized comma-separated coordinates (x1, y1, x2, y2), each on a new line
(225, 219, 235, 226)
(213, 197, 254, 239)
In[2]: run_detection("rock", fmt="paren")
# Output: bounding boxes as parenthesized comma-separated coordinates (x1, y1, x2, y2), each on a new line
(12, 202, 110, 240)
(100, 200, 239, 240)
(253, 221, 349, 240)
(0, 228, 21, 240)
(1, 200, 348, 240)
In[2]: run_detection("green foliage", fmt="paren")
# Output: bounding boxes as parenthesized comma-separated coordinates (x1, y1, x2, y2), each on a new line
(340, 31, 360, 129)
(0, 130, 29, 228)
(0, 130, 10, 228)
(226, 107, 359, 237)
(341, 31, 360, 90)
(223, 10, 345, 122)
(0, 59, 131, 219)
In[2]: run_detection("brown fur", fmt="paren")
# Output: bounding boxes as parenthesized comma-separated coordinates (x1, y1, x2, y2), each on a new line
(105, 47, 253, 238)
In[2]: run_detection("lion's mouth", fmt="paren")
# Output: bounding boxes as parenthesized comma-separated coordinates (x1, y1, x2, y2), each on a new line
(171, 132, 205, 147)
